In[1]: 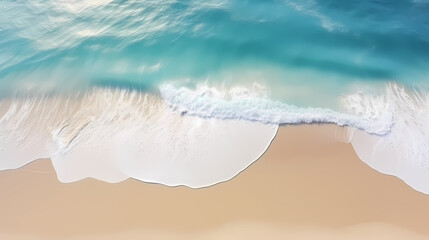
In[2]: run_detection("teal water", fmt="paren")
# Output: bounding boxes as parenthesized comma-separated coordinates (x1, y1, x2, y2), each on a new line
(1, 0, 428, 107)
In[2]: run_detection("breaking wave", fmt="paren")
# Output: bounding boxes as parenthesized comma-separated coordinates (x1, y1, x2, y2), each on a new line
(160, 83, 394, 135)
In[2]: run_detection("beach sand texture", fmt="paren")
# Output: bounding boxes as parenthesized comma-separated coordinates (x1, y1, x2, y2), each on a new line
(1, 125, 429, 239)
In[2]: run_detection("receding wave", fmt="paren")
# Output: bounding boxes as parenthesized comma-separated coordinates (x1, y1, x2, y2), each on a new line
(346, 84, 429, 194)
(1, 83, 429, 193)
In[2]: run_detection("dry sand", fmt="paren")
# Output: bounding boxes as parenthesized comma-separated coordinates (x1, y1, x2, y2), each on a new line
(1, 125, 429, 239)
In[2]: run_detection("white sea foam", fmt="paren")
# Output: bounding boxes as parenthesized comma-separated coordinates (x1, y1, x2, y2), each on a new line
(345, 84, 429, 194)
(0, 88, 277, 187)
(159, 83, 393, 135)
(1, 83, 429, 193)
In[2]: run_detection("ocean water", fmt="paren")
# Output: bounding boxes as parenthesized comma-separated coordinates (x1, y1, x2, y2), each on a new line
(1, 0, 429, 192)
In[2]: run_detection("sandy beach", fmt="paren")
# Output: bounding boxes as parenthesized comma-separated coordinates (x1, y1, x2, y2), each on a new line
(1, 125, 429, 239)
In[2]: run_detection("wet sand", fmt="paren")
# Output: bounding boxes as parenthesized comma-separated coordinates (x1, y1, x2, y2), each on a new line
(1, 125, 429, 239)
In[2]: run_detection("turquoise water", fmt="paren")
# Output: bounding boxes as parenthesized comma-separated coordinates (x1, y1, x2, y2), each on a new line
(1, 0, 428, 106)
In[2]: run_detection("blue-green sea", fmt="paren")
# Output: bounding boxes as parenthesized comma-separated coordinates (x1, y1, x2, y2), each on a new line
(1, 0, 428, 103)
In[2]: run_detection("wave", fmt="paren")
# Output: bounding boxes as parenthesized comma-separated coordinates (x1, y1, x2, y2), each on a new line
(0, 83, 429, 193)
(160, 83, 393, 135)
(0, 88, 278, 187)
